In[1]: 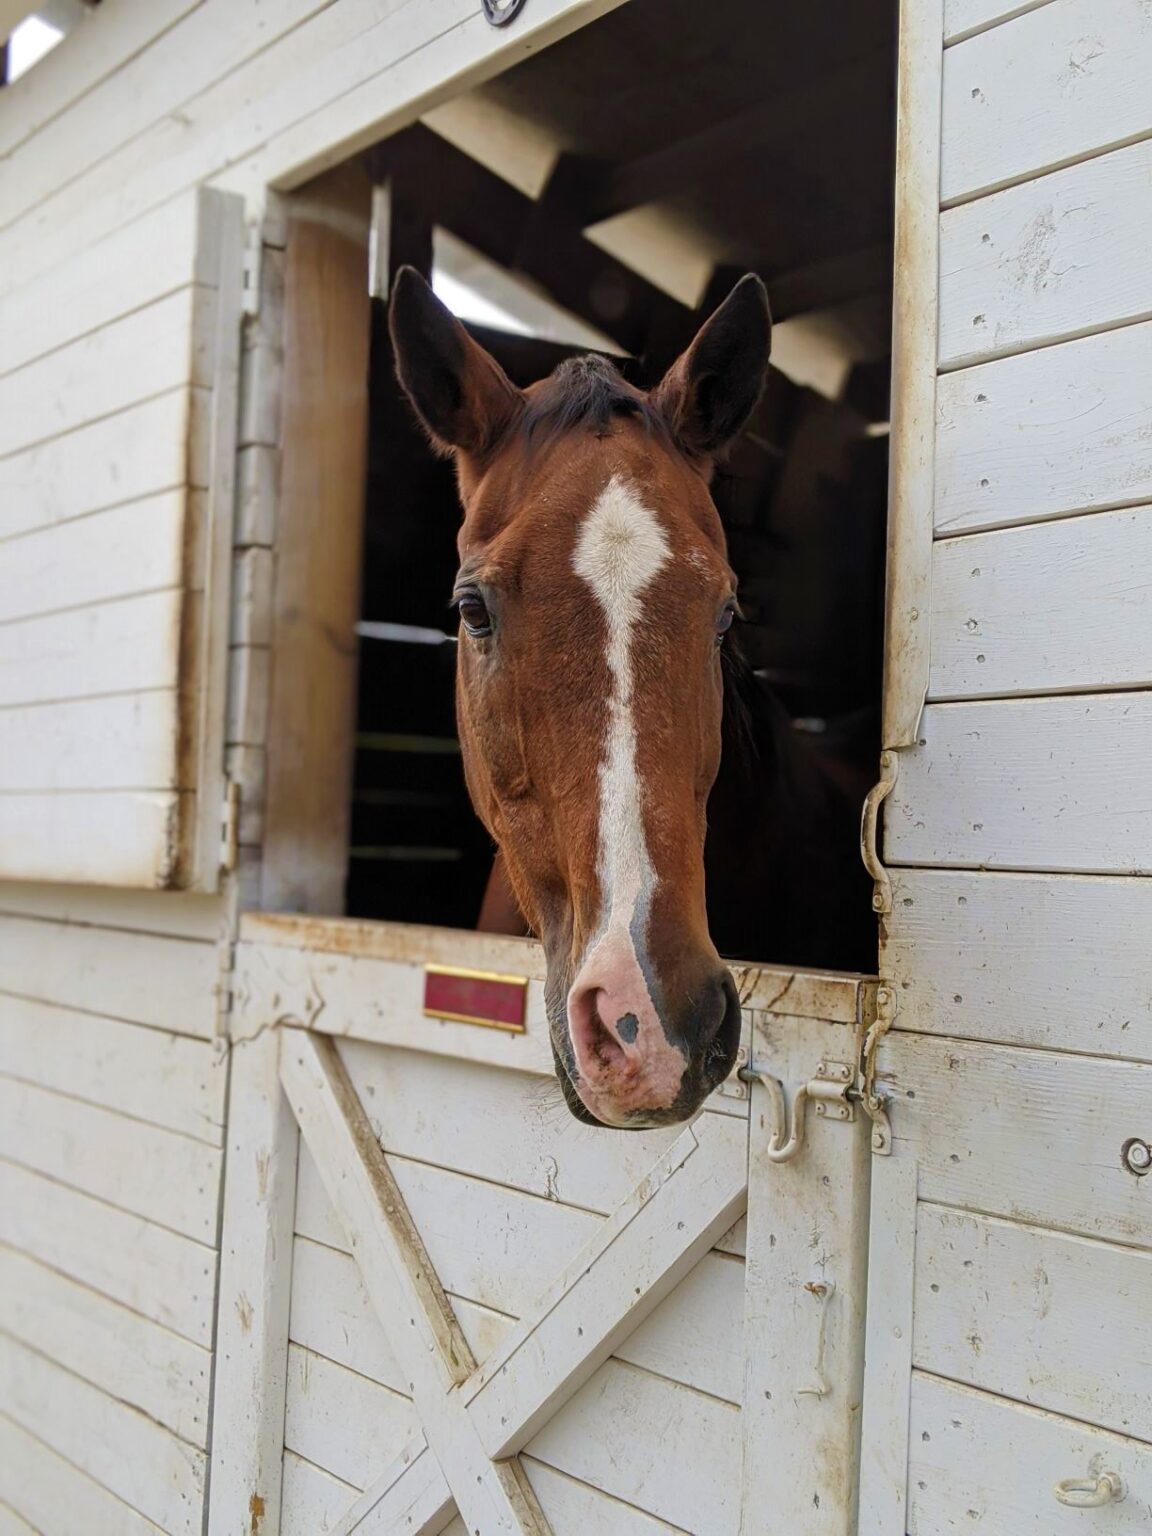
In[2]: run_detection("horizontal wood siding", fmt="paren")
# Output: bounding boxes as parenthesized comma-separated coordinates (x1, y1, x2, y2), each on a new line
(941, 0, 1152, 202)
(0, 886, 227, 1532)
(929, 507, 1152, 699)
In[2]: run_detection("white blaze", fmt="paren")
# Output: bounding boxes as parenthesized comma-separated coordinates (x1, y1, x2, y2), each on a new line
(573, 475, 670, 939)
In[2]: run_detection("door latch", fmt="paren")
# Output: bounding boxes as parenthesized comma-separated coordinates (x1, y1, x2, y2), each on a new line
(739, 1060, 856, 1163)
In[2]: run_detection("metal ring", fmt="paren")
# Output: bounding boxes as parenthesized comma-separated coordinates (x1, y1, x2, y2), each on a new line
(1054, 1472, 1125, 1508)
(482, 0, 529, 25)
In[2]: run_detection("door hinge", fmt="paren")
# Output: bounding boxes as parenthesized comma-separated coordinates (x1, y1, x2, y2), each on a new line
(242, 224, 263, 318)
(860, 749, 899, 916)
(220, 778, 241, 874)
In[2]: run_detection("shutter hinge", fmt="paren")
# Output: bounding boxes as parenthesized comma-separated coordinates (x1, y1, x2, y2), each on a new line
(220, 778, 241, 874)
(242, 224, 263, 318)
(860, 749, 899, 916)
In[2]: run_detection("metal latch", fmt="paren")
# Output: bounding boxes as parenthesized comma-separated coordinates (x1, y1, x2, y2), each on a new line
(738, 1060, 856, 1164)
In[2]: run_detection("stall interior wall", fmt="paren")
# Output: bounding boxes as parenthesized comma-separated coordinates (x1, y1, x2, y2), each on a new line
(871, 0, 1152, 1523)
(0, 2, 627, 1532)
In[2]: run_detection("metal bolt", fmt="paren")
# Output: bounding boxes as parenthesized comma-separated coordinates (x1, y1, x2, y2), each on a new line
(815, 1103, 826, 1117)
(1122, 1138, 1151, 1176)
(816, 1062, 826, 1075)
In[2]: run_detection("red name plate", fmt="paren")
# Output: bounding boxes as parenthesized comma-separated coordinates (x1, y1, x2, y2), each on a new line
(423, 965, 528, 1033)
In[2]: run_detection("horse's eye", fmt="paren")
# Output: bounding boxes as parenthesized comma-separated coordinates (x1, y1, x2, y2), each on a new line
(715, 602, 737, 642)
(456, 592, 492, 638)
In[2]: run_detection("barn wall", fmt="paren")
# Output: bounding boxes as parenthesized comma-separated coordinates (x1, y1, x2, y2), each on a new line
(0, 880, 229, 1533)
(874, 0, 1152, 1524)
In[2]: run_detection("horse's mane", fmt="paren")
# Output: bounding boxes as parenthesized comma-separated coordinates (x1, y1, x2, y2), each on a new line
(522, 354, 669, 446)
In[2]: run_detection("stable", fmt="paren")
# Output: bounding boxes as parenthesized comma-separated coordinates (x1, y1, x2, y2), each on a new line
(0, 0, 1150, 1532)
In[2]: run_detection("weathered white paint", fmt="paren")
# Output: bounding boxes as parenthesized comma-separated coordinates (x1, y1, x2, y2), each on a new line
(207, 1029, 299, 1536)
(741, 1011, 872, 1534)
(876, 1032, 1152, 1247)
(0, 1334, 206, 1536)
(888, 693, 1152, 873)
(914, 1204, 1152, 1439)
(283, 1345, 417, 1498)
(939, 138, 1152, 369)
(0, 1161, 215, 1347)
(0, 993, 226, 1141)
(929, 506, 1152, 699)
(882, 0, 944, 747)
(0, 1414, 167, 1536)
(0, 1075, 222, 1241)
(935, 318, 1152, 535)
(943, 0, 1053, 47)
(909, 1374, 1152, 1534)
(941, 0, 1152, 203)
(883, 868, 1152, 1061)
(280, 1451, 359, 1536)
(0, 1245, 211, 1447)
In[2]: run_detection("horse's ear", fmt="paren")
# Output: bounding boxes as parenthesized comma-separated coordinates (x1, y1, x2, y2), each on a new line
(389, 266, 522, 455)
(655, 274, 771, 458)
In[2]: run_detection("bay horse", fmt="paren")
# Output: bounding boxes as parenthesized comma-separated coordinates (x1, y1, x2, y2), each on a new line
(389, 268, 873, 1130)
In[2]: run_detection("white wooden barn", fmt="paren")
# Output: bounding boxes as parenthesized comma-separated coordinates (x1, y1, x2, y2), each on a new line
(0, 0, 1150, 1532)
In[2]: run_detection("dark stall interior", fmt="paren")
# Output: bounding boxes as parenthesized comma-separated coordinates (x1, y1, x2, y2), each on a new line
(345, 0, 897, 942)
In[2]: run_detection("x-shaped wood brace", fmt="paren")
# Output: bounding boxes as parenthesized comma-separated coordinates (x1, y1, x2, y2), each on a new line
(280, 1029, 748, 1535)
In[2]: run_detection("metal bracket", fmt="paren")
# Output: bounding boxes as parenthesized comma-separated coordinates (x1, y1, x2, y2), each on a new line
(860, 984, 896, 1156)
(860, 749, 899, 916)
(241, 223, 264, 318)
(220, 778, 241, 874)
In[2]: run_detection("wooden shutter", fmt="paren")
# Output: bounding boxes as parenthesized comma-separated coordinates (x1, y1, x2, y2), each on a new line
(0, 188, 244, 890)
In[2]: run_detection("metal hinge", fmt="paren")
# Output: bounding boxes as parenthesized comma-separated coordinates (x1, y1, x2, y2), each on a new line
(860, 982, 896, 1156)
(220, 778, 241, 874)
(241, 223, 263, 318)
(860, 749, 899, 916)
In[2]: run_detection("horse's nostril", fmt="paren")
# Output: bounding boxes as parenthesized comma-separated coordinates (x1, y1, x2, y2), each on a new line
(705, 972, 742, 1079)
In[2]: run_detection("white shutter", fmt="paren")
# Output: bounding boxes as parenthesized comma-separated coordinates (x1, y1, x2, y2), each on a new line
(0, 188, 244, 890)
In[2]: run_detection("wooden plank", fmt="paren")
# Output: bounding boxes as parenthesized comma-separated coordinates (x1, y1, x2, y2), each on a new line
(0, 1161, 216, 1347)
(914, 1204, 1152, 1440)
(0, 879, 225, 941)
(0, 912, 219, 1036)
(944, 0, 1055, 47)
(0, 691, 179, 793)
(465, 1112, 747, 1457)
(0, 390, 194, 543)
(260, 164, 371, 915)
(858, 1149, 918, 1536)
(929, 507, 1152, 699)
(883, 869, 1152, 1060)
(941, 0, 1152, 203)
(527, 1358, 741, 1535)
(0, 791, 182, 889)
(940, 139, 1152, 369)
(883, 0, 943, 746)
(935, 319, 1152, 536)
(281, 1032, 550, 1534)
(0, 192, 207, 379)
(0, 1501, 37, 1536)
(0, 493, 184, 627)
(340, 1040, 692, 1213)
(876, 1033, 1152, 1248)
(329, 1436, 453, 1536)
(523, 1461, 688, 1536)
(280, 1450, 359, 1536)
(0, 996, 225, 1145)
(0, 286, 211, 459)
(282, 1344, 417, 1496)
(887, 693, 1152, 872)
(909, 1374, 1152, 1533)
(0, 0, 202, 161)
(0, 1415, 166, 1536)
(740, 1012, 871, 1533)
(208, 1030, 300, 1536)
(0, 1245, 211, 1447)
(0, 1076, 222, 1242)
(0, 1334, 206, 1536)
(0, 0, 335, 236)
(289, 1236, 513, 1398)
(0, 593, 184, 710)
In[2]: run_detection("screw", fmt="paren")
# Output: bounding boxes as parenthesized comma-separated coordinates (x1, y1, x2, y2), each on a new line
(1122, 1138, 1151, 1176)
(815, 1103, 826, 1117)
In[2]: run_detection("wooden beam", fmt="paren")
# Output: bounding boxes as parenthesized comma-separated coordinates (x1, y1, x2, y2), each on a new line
(374, 125, 695, 363)
(260, 162, 372, 914)
(768, 242, 893, 323)
(586, 48, 895, 225)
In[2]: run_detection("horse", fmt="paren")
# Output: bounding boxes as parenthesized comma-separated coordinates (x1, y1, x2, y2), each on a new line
(389, 268, 874, 1130)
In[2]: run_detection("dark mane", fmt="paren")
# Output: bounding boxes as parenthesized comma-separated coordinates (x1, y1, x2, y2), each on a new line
(522, 353, 668, 446)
